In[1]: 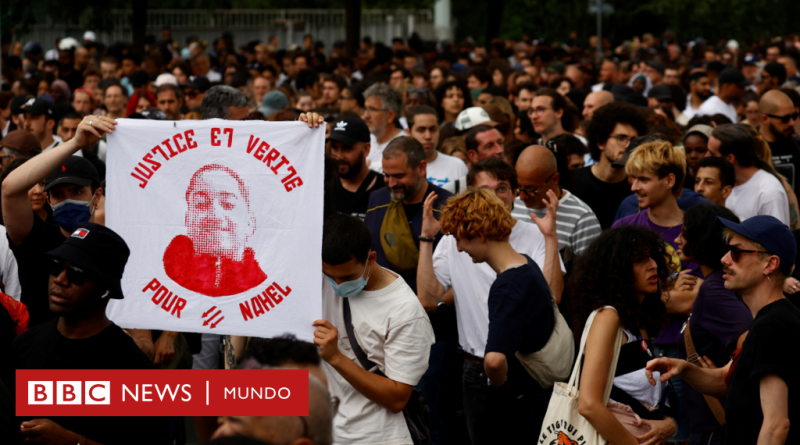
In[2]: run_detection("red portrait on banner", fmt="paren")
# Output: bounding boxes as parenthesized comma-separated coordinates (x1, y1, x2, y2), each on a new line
(163, 164, 267, 297)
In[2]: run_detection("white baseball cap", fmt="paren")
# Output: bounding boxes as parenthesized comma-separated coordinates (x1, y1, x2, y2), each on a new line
(154, 73, 179, 87)
(454, 107, 497, 131)
(83, 31, 97, 42)
(58, 37, 80, 51)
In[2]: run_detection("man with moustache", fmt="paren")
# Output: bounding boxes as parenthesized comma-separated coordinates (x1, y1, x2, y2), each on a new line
(759, 90, 800, 195)
(684, 72, 712, 119)
(647, 215, 800, 445)
(330, 116, 385, 220)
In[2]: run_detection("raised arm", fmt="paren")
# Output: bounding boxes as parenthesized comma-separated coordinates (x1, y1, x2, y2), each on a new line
(529, 189, 564, 302)
(646, 356, 730, 398)
(2, 115, 115, 245)
(417, 192, 446, 311)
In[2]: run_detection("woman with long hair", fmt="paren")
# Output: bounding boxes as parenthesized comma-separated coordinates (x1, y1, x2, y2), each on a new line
(434, 80, 471, 125)
(569, 226, 677, 445)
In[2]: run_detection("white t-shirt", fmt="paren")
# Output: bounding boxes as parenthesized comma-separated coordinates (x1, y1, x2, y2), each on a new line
(321, 274, 434, 445)
(0, 225, 20, 300)
(426, 153, 468, 188)
(2, 120, 9, 137)
(726, 169, 791, 226)
(367, 129, 407, 174)
(696, 96, 738, 123)
(683, 94, 700, 119)
(432, 221, 565, 358)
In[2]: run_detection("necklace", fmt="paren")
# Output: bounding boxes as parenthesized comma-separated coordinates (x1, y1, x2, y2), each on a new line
(369, 266, 385, 291)
(646, 210, 681, 236)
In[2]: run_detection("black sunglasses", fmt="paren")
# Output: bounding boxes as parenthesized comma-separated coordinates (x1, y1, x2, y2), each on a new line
(49, 259, 88, 285)
(765, 112, 799, 124)
(726, 244, 769, 262)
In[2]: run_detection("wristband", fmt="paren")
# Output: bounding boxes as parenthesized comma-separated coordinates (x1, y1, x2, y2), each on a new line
(419, 236, 436, 242)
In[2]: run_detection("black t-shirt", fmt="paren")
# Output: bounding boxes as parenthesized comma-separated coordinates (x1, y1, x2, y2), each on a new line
(333, 170, 385, 220)
(8, 215, 66, 327)
(485, 254, 555, 397)
(571, 166, 633, 229)
(769, 138, 800, 195)
(10, 319, 170, 445)
(726, 299, 800, 445)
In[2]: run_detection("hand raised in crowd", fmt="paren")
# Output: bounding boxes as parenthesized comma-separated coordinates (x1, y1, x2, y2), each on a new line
(73, 115, 116, 148)
(645, 357, 686, 386)
(636, 417, 677, 445)
(529, 189, 560, 239)
(784, 276, 800, 294)
(312, 319, 342, 364)
(298, 112, 325, 129)
(674, 269, 701, 292)
(20, 418, 77, 443)
(421, 193, 441, 238)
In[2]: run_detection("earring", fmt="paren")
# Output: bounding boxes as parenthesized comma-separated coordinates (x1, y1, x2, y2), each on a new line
(766, 274, 772, 283)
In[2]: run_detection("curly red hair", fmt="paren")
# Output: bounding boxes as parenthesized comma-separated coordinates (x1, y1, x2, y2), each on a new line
(439, 188, 514, 241)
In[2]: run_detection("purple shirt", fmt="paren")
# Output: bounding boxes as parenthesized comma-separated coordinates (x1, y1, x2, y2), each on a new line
(678, 270, 752, 433)
(612, 210, 698, 345)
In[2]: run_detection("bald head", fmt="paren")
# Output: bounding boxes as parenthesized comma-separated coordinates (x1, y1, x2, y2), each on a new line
(760, 89, 797, 141)
(760, 89, 794, 115)
(517, 145, 557, 177)
(582, 91, 614, 121)
(516, 145, 560, 209)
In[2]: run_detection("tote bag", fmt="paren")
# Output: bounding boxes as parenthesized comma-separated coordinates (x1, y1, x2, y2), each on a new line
(537, 308, 624, 445)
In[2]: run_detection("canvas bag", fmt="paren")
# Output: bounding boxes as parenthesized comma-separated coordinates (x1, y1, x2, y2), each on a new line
(380, 200, 420, 273)
(537, 308, 625, 445)
(515, 298, 575, 388)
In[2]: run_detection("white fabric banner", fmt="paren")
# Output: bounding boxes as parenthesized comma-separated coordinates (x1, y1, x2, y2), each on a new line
(105, 119, 324, 341)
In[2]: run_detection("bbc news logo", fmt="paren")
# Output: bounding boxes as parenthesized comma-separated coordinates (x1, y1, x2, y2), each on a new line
(28, 381, 110, 405)
(17, 370, 308, 417)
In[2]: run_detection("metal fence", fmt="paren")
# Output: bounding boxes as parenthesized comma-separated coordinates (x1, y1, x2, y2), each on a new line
(17, 9, 435, 51)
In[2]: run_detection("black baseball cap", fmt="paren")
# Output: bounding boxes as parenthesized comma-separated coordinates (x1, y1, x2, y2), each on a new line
(45, 156, 100, 191)
(647, 85, 673, 102)
(718, 67, 751, 89)
(182, 76, 212, 93)
(10, 94, 33, 115)
(22, 97, 55, 117)
(327, 116, 370, 146)
(129, 70, 150, 88)
(45, 222, 130, 299)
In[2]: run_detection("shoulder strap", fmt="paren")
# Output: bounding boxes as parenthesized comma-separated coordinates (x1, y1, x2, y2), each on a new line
(342, 298, 377, 371)
(568, 308, 625, 404)
(454, 179, 461, 194)
(684, 319, 727, 426)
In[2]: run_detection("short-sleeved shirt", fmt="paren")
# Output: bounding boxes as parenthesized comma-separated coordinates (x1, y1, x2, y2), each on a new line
(8, 214, 66, 327)
(726, 298, 800, 445)
(321, 275, 435, 445)
(426, 152, 468, 188)
(726, 169, 790, 226)
(485, 254, 554, 397)
(678, 270, 752, 433)
(333, 170, 385, 220)
(571, 166, 633, 229)
(10, 319, 169, 444)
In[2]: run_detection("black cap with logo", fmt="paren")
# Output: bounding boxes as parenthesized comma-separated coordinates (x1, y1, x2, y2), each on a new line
(327, 116, 371, 146)
(45, 156, 101, 191)
(22, 98, 55, 117)
(45, 222, 130, 299)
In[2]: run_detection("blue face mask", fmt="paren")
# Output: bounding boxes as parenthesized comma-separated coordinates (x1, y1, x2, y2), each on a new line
(326, 261, 370, 298)
(51, 199, 92, 232)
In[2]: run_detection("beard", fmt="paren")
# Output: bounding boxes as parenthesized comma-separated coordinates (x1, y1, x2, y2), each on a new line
(338, 155, 365, 179)
(769, 121, 795, 141)
(696, 90, 712, 101)
(389, 177, 423, 201)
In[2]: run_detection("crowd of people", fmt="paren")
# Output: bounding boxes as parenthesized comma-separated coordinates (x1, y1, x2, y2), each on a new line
(0, 26, 800, 445)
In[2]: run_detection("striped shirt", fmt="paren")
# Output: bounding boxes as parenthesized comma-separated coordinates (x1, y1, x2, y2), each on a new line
(511, 191, 601, 255)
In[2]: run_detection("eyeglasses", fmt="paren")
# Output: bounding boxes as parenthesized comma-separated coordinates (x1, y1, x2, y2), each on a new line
(49, 259, 88, 285)
(609, 134, 633, 147)
(764, 112, 799, 124)
(517, 173, 556, 197)
(528, 106, 552, 116)
(726, 244, 769, 262)
(407, 88, 429, 95)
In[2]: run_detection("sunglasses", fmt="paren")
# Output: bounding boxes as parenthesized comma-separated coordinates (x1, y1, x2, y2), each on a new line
(726, 244, 769, 262)
(764, 112, 799, 124)
(517, 173, 556, 197)
(49, 259, 88, 285)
